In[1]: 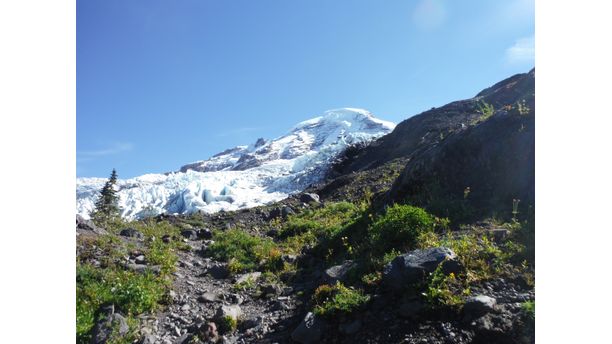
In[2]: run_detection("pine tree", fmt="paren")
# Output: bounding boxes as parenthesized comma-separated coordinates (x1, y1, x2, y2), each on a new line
(91, 168, 121, 224)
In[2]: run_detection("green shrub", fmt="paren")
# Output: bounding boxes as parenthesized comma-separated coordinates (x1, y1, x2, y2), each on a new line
(424, 265, 466, 307)
(76, 264, 167, 343)
(218, 316, 238, 333)
(522, 300, 535, 319)
(312, 282, 370, 318)
(207, 229, 283, 273)
(282, 202, 361, 238)
(369, 204, 443, 253)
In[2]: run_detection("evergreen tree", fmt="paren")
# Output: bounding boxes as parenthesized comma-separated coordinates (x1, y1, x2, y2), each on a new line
(91, 169, 120, 224)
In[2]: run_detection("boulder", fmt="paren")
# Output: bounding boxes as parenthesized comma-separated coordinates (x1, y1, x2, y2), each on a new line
(126, 264, 161, 275)
(199, 228, 213, 240)
(281, 206, 295, 218)
(339, 319, 362, 335)
(382, 247, 459, 291)
(197, 292, 220, 303)
(261, 284, 282, 298)
(181, 229, 199, 240)
(300, 193, 320, 204)
(323, 260, 357, 284)
(197, 322, 219, 343)
(119, 228, 144, 240)
(90, 305, 129, 344)
(470, 313, 515, 342)
(215, 304, 242, 325)
(463, 295, 497, 318)
(208, 263, 230, 279)
(134, 255, 146, 264)
(76, 214, 107, 235)
(291, 312, 327, 344)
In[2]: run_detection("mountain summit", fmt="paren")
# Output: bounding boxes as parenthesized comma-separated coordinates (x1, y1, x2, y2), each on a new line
(76, 108, 394, 219)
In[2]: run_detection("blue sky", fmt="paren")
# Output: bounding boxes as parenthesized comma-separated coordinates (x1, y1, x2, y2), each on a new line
(77, 0, 534, 178)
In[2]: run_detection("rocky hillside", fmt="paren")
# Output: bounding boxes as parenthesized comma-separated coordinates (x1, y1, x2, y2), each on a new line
(322, 69, 535, 224)
(76, 70, 535, 344)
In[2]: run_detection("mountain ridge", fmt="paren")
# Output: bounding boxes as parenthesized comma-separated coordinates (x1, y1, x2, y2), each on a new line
(76, 108, 394, 219)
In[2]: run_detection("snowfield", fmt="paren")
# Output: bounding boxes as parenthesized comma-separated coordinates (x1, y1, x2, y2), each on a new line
(76, 108, 395, 219)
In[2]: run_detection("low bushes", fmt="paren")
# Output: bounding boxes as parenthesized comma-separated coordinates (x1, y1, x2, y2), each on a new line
(312, 282, 370, 318)
(369, 204, 448, 254)
(207, 229, 284, 273)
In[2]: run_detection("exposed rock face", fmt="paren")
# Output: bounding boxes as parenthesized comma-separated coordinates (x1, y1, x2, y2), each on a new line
(328, 70, 535, 224)
(382, 247, 459, 291)
(215, 304, 243, 322)
(299, 193, 320, 204)
(389, 105, 534, 222)
(291, 312, 326, 344)
(334, 69, 534, 176)
(76, 214, 107, 235)
(323, 260, 357, 284)
(463, 295, 498, 318)
(388, 70, 535, 223)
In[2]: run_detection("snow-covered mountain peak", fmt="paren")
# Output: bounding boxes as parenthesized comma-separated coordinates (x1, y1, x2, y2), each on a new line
(76, 109, 395, 220)
(293, 108, 393, 130)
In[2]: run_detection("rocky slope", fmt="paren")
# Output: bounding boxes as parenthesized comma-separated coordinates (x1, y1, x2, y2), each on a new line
(321, 69, 535, 224)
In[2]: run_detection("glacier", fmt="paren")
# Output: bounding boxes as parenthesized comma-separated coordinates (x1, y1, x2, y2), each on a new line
(76, 108, 395, 220)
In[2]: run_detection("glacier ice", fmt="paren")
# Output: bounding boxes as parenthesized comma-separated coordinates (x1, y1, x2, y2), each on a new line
(76, 108, 395, 220)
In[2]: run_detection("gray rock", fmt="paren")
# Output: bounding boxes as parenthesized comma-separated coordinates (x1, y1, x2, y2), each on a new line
(239, 316, 263, 330)
(291, 312, 326, 344)
(199, 228, 213, 240)
(339, 319, 362, 335)
(208, 264, 229, 279)
(300, 193, 320, 204)
(281, 206, 295, 218)
(197, 322, 218, 343)
(135, 255, 146, 264)
(120, 228, 144, 239)
(76, 214, 107, 235)
(138, 333, 156, 344)
(126, 263, 161, 275)
(470, 313, 514, 341)
(382, 247, 459, 291)
(227, 293, 244, 305)
(181, 229, 198, 240)
(90, 305, 129, 344)
(463, 295, 497, 317)
(174, 333, 192, 344)
(235, 271, 261, 285)
(261, 284, 282, 297)
(215, 304, 242, 323)
(323, 260, 356, 284)
(197, 292, 220, 303)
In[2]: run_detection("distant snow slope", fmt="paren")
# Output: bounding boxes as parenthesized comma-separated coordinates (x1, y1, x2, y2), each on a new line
(76, 108, 395, 219)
